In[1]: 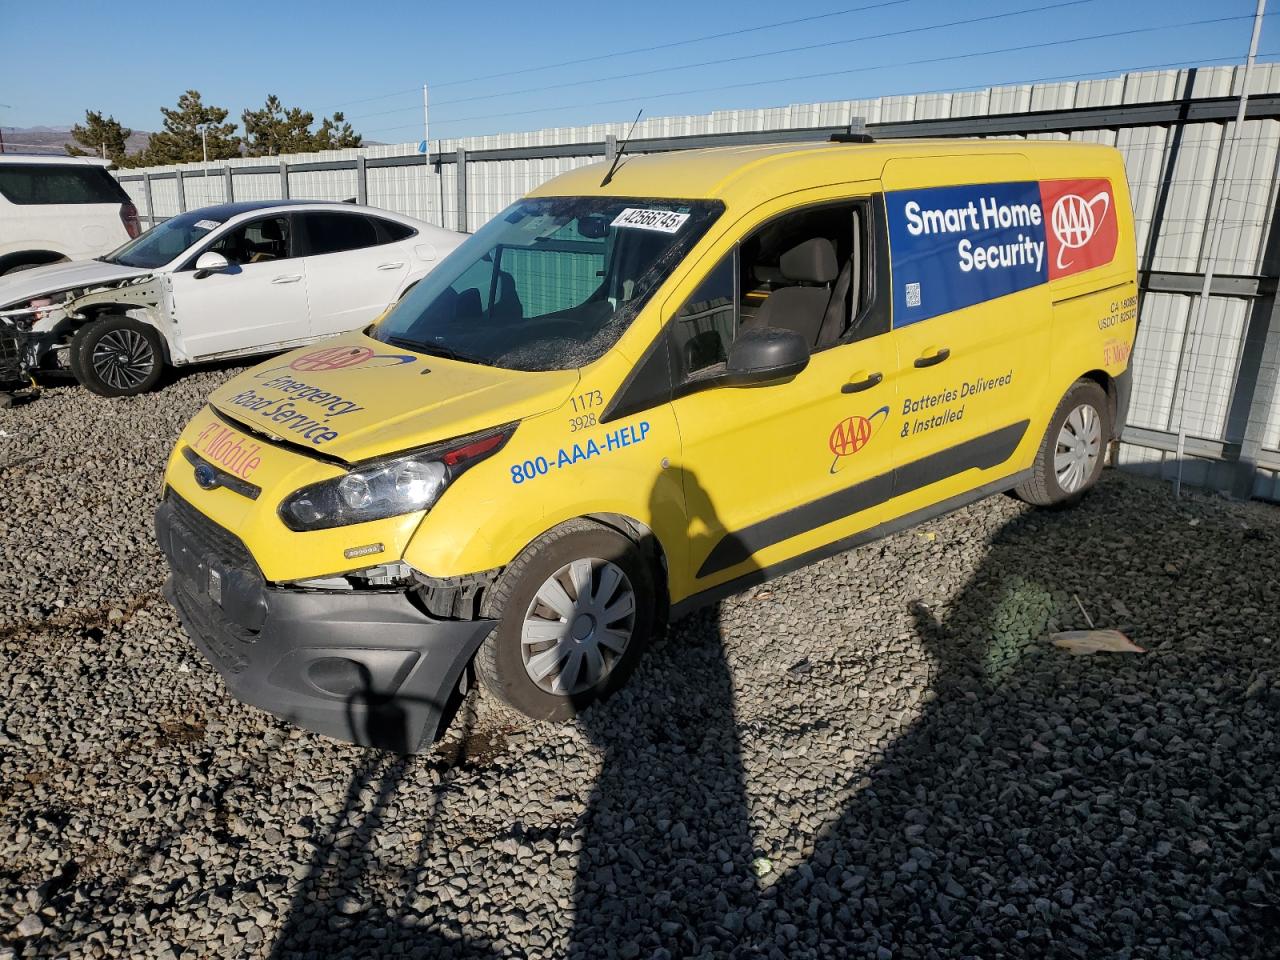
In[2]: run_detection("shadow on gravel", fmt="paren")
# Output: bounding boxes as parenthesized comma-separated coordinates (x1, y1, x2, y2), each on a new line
(266, 679, 503, 959)
(564, 478, 1280, 958)
(255, 475, 1278, 959)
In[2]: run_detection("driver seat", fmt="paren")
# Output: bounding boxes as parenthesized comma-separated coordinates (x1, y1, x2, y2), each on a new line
(749, 238, 839, 346)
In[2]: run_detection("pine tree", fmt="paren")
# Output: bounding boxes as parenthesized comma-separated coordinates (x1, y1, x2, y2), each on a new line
(242, 96, 363, 156)
(140, 90, 241, 165)
(314, 111, 363, 151)
(242, 95, 313, 156)
(65, 111, 133, 165)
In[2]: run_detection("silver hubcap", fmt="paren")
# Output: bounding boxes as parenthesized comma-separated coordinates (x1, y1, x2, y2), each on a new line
(92, 328, 154, 390)
(521, 558, 635, 696)
(1055, 403, 1102, 493)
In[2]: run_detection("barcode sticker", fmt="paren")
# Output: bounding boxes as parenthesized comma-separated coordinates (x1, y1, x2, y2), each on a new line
(611, 208, 690, 234)
(194, 219, 221, 231)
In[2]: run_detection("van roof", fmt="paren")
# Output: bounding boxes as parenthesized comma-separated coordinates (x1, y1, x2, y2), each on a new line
(531, 138, 1120, 206)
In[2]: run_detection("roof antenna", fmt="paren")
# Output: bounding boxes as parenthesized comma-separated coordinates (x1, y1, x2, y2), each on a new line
(601, 108, 643, 187)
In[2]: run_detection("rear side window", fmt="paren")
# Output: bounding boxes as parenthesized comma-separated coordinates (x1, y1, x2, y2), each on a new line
(372, 217, 416, 243)
(0, 164, 130, 205)
(301, 212, 379, 256)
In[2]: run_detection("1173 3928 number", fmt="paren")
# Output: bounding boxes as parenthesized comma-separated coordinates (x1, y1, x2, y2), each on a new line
(570, 389, 604, 412)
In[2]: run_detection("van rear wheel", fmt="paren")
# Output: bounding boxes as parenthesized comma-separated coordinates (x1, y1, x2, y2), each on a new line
(476, 520, 655, 722)
(1017, 379, 1110, 507)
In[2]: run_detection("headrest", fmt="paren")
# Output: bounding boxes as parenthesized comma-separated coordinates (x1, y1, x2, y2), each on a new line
(779, 237, 838, 284)
(259, 219, 283, 241)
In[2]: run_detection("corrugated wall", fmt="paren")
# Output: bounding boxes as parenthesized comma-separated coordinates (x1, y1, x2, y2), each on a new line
(116, 63, 1280, 500)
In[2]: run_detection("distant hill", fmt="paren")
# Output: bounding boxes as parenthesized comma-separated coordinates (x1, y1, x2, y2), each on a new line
(0, 126, 385, 162)
(0, 125, 152, 157)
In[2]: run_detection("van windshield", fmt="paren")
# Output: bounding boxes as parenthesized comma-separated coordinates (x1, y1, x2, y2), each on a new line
(371, 196, 722, 372)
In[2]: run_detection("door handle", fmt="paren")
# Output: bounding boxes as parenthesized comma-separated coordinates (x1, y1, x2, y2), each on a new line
(271, 275, 303, 284)
(914, 347, 951, 368)
(377, 261, 405, 270)
(841, 371, 883, 394)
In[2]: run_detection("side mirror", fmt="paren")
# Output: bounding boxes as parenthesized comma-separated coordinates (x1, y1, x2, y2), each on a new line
(193, 251, 231, 279)
(723, 327, 810, 387)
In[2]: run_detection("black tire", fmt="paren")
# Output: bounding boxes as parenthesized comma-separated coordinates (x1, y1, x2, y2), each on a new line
(1016, 378, 1110, 507)
(476, 519, 656, 722)
(69, 316, 165, 397)
(1, 256, 68, 276)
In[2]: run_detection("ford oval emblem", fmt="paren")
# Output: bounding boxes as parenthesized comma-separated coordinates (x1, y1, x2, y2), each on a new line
(194, 463, 219, 490)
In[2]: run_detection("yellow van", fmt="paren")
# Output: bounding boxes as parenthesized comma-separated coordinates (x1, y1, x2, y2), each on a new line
(156, 137, 1137, 751)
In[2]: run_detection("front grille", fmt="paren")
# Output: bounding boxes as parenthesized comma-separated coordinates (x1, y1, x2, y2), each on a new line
(166, 489, 258, 574)
(160, 491, 267, 676)
(168, 571, 258, 675)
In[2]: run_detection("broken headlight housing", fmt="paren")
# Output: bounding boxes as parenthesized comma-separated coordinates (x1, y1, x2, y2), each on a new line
(278, 424, 515, 532)
(0, 290, 74, 328)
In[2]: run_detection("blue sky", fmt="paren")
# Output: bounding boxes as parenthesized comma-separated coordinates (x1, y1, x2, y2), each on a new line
(0, 0, 1271, 143)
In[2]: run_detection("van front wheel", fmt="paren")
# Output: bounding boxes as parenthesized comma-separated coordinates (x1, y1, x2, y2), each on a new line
(476, 520, 655, 722)
(1017, 379, 1110, 507)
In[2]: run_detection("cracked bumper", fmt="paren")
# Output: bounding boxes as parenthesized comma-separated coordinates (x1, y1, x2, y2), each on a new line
(155, 494, 495, 752)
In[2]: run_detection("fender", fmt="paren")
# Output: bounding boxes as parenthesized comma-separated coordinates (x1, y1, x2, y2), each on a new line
(64, 276, 176, 363)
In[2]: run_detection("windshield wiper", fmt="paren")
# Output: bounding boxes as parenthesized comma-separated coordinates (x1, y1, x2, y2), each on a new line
(387, 335, 493, 367)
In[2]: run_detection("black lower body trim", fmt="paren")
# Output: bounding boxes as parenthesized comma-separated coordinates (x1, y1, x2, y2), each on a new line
(672, 468, 1032, 621)
(696, 420, 1030, 578)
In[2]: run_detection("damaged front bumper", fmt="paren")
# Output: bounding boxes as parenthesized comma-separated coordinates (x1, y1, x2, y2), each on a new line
(0, 322, 38, 395)
(155, 491, 495, 753)
(0, 272, 164, 374)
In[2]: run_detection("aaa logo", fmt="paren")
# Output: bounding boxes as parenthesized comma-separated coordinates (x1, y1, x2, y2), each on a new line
(829, 406, 890, 474)
(289, 346, 416, 372)
(1051, 191, 1110, 270)
(1040, 178, 1118, 280)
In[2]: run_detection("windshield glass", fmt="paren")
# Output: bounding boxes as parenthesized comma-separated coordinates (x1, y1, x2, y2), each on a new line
(371, 196, 722, 372)
(101, 210, 225, 269)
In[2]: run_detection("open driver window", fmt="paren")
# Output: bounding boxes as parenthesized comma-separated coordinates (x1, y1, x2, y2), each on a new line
(671, 197, 882, 381)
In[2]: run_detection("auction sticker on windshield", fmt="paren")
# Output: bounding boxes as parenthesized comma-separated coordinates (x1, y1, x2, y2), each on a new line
(193, 219, 221, 231)
(611, 208, 690, 234)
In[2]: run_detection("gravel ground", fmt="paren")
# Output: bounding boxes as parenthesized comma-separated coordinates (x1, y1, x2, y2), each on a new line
(1, 369, 1278, 960)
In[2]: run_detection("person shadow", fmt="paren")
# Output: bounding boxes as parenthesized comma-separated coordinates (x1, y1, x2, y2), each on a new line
(565, 465, 761, 957)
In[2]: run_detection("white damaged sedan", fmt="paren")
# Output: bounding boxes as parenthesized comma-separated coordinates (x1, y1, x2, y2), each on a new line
(0, 200, 464, 396)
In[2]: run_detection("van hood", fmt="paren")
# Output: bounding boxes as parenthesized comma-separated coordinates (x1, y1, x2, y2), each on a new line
(0, 259, 150, 308)
(207, 333, 580, 463)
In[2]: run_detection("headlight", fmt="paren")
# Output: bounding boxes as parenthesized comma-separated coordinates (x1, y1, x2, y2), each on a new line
(279, 424, 514, 532)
